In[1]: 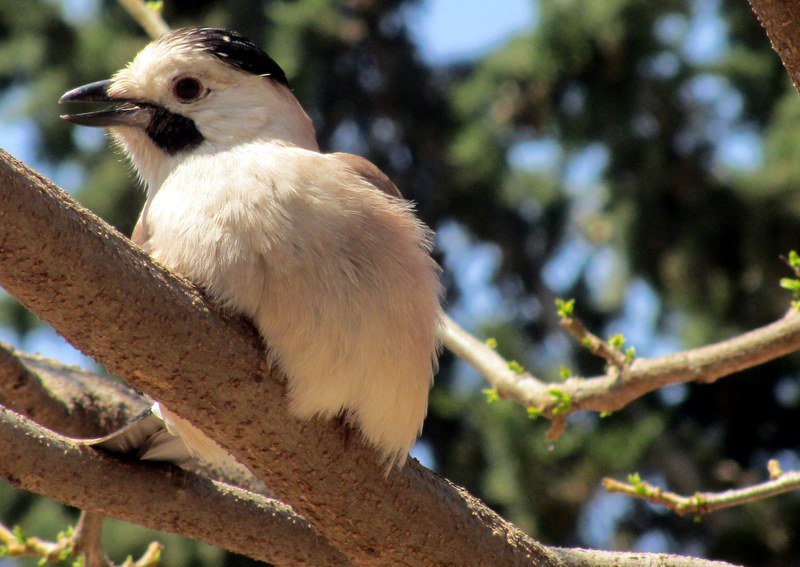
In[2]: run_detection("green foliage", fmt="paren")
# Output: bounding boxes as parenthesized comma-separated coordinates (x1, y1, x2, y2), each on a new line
(482, 388, 499, 404)
(608, 334, 625, 349)
(145, 1, 164, 14)
(780, 250, 800, 309)
(555, 298, 575, 319)
(548, 387, 572, 415)
(12, 525, 27, 545)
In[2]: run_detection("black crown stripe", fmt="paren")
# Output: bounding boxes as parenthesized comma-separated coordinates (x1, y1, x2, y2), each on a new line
(169, 27, 289, 87)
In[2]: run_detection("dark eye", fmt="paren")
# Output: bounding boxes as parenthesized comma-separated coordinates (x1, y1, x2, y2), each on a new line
(173, 77, 202, 102)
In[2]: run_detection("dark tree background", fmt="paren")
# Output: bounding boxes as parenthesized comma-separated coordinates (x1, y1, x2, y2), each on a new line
(1, 1, 799, 565)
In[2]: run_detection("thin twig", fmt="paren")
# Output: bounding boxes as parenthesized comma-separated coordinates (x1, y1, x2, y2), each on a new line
(0, 520, 73, 562)
(117, 0, 169, 39)
(558, 315, 629, 368)
(602, 461, 800, 516)
(440, 310, 800, 429)
(0, 512, 161, 566)
(121, 542, 163, 567)
(73, 510, 112, 567)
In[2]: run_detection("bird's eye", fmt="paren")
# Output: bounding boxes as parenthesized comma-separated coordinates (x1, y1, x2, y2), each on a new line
(173, 77, 202, 102)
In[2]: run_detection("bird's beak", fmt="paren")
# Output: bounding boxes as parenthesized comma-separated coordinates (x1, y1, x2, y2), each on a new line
(59, 79, 152, 129)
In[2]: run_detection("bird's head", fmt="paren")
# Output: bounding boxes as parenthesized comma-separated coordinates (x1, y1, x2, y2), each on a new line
(60, 27, 318, 186)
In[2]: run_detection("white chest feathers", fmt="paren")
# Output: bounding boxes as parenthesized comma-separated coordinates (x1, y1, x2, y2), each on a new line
(141, 142, 443, 468)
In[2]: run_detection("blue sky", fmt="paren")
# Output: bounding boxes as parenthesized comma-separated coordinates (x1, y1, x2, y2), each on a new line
(410, 0, 535, 64)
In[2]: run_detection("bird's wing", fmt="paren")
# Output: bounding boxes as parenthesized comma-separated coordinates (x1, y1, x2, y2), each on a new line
(79, 404, 197, 467)
(130, 213, 149, 247)
(329, 152, 402, 198)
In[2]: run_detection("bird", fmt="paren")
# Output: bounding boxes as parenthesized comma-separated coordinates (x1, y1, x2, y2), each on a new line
(59, 27, 443, 471)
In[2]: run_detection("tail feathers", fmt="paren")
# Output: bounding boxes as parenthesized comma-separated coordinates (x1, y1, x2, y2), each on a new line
(81, 403, 243, 474)
(153, 403, 238, 471)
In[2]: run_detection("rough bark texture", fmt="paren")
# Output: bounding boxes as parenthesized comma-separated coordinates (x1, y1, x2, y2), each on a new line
(549, 548, 738, 567)
(0, 149, 562, 566)
(0, 349, 739, 567)
(0, 342, 147, 436)
(749, 0, 800, 93)
(0, 406, 349, 566)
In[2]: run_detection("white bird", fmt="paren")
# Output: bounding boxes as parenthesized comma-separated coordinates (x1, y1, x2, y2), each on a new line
(60, 27, 442, 470)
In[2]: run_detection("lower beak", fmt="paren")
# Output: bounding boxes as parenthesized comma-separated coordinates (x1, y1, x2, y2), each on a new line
(59, 79, 152, 129)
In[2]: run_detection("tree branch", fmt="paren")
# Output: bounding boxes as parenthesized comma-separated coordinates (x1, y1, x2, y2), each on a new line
(442, 309, 800, 428)
(603, 462, 800, 517)
(548, 548, 737, 567)
(3, 341, 744, 567)
(1, 402, 739, 567)
(0, 341, 147, 436)
(73, 511, 114, 567)
(0, 406, 349, 566)
(116, 0, 168, 39)
(749, 0, 800, 95)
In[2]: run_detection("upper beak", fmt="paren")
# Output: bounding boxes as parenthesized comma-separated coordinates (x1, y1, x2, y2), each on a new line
(59, 79, 152, 128)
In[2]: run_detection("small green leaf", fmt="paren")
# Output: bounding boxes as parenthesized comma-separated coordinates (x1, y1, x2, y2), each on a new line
(526, 406, 541, 420)
(624, 346, 636, 363)
(12, 525, 26, 544)
(145, 0, 164, 13)
(627, 472, 642, 485)
(58, 546, 73, 560)
(600, 411, 612, 418)
(559, 365, 571, 380)
(508, 360, 525, 374)
(789, 250, 800, 268)
(780, 277, 800, 291)
(485, 337, 497, 349)
(482, 388, 499, 404)
(549, 387, 572, 415)
(608, 334, 625, 349)
(555, 298, 575, 318)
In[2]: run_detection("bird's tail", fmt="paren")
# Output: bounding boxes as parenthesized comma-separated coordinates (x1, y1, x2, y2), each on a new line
(79, 403, 262, 491)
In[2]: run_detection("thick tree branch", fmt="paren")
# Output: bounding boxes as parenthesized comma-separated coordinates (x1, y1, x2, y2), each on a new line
(749, 0, 800, 95)
(0, 150, 567, 565)
(443, 309, 800, 426)
(548, 548, 737, 567)
(0, 341, 147, 436)
(1, 404, 739, 567)
(0, 351, 740, 567)
(0, 406, 349, 566)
